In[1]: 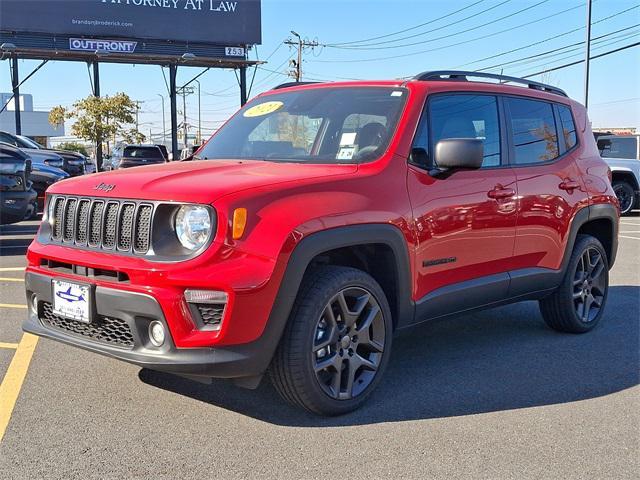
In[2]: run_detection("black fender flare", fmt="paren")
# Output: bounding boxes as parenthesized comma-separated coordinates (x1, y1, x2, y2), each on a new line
(561, 204, 619, 273)
(227, 224, 415, 378)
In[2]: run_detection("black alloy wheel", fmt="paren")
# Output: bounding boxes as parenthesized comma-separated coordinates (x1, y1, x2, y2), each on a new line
(572, 246, 607, 323)
(312, 287, 386, 400)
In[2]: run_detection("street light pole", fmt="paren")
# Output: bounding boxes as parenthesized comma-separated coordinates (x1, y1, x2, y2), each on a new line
(157, 93, 166, 145)
(584, 0, 592, 109)
(194, 79, 201, 144)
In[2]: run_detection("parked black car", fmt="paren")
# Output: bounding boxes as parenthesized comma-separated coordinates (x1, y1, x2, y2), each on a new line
(111, 145, 167, 169)
(0, 131, 86, 176)
(0, 143, 37, 224)
(30, 162, 69, 212)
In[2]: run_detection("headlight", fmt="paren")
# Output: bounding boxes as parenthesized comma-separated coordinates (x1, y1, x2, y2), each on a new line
(45, 158, 64, 168)
(175, 205, 211, 250)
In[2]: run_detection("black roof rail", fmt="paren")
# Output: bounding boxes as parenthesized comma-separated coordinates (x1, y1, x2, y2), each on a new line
(272, 81, 323, 90)
(413, 70, 567, 97)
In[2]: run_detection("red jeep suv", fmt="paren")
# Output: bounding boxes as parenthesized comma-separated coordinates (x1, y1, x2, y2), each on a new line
(24, 71, 619, 415)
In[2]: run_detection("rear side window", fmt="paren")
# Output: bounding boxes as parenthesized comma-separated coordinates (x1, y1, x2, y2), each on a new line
(597, 137, 637, 159)
(506, 97, 559, 164)
(557, 105, 577, 150)
(429, 94, 502, 167)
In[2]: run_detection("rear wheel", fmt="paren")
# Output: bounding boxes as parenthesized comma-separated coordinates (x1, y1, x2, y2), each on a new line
(612, 180, 636, 215)
(539, 235, 609, 333)
(270, 266, 392, 415)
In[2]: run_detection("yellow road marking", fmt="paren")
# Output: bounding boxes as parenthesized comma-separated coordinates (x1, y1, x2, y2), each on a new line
(0, 278, 24, 282)
(0, 267, 25, 272)
(0, 343, 19, 349)
(0, 304, 27, 309)
(0, 333, 38, 443)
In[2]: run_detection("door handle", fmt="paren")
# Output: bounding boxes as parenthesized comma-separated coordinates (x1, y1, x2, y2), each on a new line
(559, 179, 580, 191)
(487, 186, 515, 199)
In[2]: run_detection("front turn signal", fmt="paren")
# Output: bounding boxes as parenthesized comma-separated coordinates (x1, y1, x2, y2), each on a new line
(232, 208, 248, 240)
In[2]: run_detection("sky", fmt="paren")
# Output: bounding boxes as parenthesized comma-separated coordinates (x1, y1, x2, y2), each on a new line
(1, 0, 639, 140)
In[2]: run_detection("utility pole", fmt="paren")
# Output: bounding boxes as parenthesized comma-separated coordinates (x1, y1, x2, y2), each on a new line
(135, 100, 141, 133)
(178, 86, 195, 148)
(584, 0, 593, 109)
(157, 93, 166, 145)
(284, 31, 318, 82)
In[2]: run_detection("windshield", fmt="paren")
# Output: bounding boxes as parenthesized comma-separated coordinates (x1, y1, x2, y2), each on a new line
(195, 87, 407, 163)
(123, 146, 164, 159)
(16, 136, 42, 149)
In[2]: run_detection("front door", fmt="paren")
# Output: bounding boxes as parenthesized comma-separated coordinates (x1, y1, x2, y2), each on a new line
(407, 93, 517, 319)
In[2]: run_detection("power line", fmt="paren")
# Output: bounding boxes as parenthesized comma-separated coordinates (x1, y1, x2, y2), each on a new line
(328, 0, 488, 47)
(522, 41, 640, 78)
(454, 3, 634, 69)
(313, 2, 588, 63)
(330, 0, 550, 50)
(478, 25, 639, 72)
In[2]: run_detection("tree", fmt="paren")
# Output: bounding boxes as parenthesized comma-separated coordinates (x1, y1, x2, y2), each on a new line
(56, 142, 88, 156)
(48, 93, 146, 164)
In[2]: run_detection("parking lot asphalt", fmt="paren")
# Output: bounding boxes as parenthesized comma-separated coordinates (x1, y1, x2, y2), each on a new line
(0, 215, 638, 479)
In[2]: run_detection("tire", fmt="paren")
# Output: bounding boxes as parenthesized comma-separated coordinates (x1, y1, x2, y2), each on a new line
(539, 235, 609, 333)
(612, 180, 636, 216)
(270, 266, 393, 416)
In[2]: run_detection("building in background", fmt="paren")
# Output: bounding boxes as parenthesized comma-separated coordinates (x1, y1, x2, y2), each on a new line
(0, 93, 63, 146)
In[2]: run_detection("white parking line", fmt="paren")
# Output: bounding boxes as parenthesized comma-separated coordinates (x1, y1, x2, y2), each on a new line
(620, 235, 640, 240)
(0, 267, 25, 272)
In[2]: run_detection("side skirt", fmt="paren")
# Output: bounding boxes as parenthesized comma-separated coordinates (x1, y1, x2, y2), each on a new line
(409, 267, 563, 326)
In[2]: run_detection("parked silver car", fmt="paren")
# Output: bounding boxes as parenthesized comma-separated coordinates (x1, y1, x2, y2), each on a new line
(597, 134, 640, 215)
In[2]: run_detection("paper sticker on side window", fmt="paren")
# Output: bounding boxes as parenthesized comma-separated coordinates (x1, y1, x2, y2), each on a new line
(337, 147, 356, 160)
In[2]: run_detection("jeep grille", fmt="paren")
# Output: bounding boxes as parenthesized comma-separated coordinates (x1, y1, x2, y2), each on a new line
(49, 196, 154, 254)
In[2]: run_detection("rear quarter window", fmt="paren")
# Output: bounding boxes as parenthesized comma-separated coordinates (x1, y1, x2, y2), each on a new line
(557, 104, 577, 150)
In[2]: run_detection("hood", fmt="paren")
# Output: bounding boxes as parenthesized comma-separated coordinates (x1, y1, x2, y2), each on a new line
(21, 148, 64, 163)
(31, 163, 70, 179)
(49, 149, 85, 163)
(48, 159, 358, 202)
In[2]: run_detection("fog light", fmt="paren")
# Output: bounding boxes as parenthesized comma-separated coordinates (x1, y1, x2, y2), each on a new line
(149, 321, 165, 347)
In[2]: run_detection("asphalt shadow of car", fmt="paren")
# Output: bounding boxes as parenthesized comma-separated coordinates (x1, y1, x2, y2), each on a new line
(139, 285, 639, 427)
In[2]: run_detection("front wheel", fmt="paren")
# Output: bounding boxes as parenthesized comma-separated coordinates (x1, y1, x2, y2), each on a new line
(270, 266, 393, 415)
(539, 235, 609, 333)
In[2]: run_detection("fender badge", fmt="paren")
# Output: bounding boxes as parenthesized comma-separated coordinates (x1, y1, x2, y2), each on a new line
(94, 182, 115, 192)
(423, 257, 457, 268)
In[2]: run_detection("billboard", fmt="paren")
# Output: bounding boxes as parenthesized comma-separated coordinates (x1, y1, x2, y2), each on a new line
(0, 0, 261, 45)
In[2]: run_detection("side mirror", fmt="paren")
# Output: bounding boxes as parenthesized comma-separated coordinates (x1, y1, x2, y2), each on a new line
(24, 159, 32, 180)
(433, 138, 483, 174)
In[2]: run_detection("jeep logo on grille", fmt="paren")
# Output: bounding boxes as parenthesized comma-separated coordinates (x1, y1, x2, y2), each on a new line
(94, 183, 115, 192)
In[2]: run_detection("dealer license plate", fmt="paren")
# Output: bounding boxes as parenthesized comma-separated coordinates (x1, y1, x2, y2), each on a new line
(52, 280, 92, 324)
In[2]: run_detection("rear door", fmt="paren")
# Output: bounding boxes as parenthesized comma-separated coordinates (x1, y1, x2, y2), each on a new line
(504, 96, 589, 294)
(407, 93, 517, 314)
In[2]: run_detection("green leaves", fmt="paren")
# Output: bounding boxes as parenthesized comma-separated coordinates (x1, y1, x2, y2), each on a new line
(48, 93, 145, 147)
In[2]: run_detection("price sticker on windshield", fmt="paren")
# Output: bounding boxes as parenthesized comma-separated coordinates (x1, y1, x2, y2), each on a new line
(243, 101, 284, 118)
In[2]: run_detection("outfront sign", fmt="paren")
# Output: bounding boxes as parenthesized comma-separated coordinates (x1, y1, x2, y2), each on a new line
(69, 38, 137, 53)
(0, 0, 261, 45)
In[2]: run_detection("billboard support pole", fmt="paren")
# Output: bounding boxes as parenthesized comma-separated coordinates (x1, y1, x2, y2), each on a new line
(11, 56, 22, 136)
(169, 64, 179, 160)
(93, 62, 103, 171)
(240, 66, 247, 106)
